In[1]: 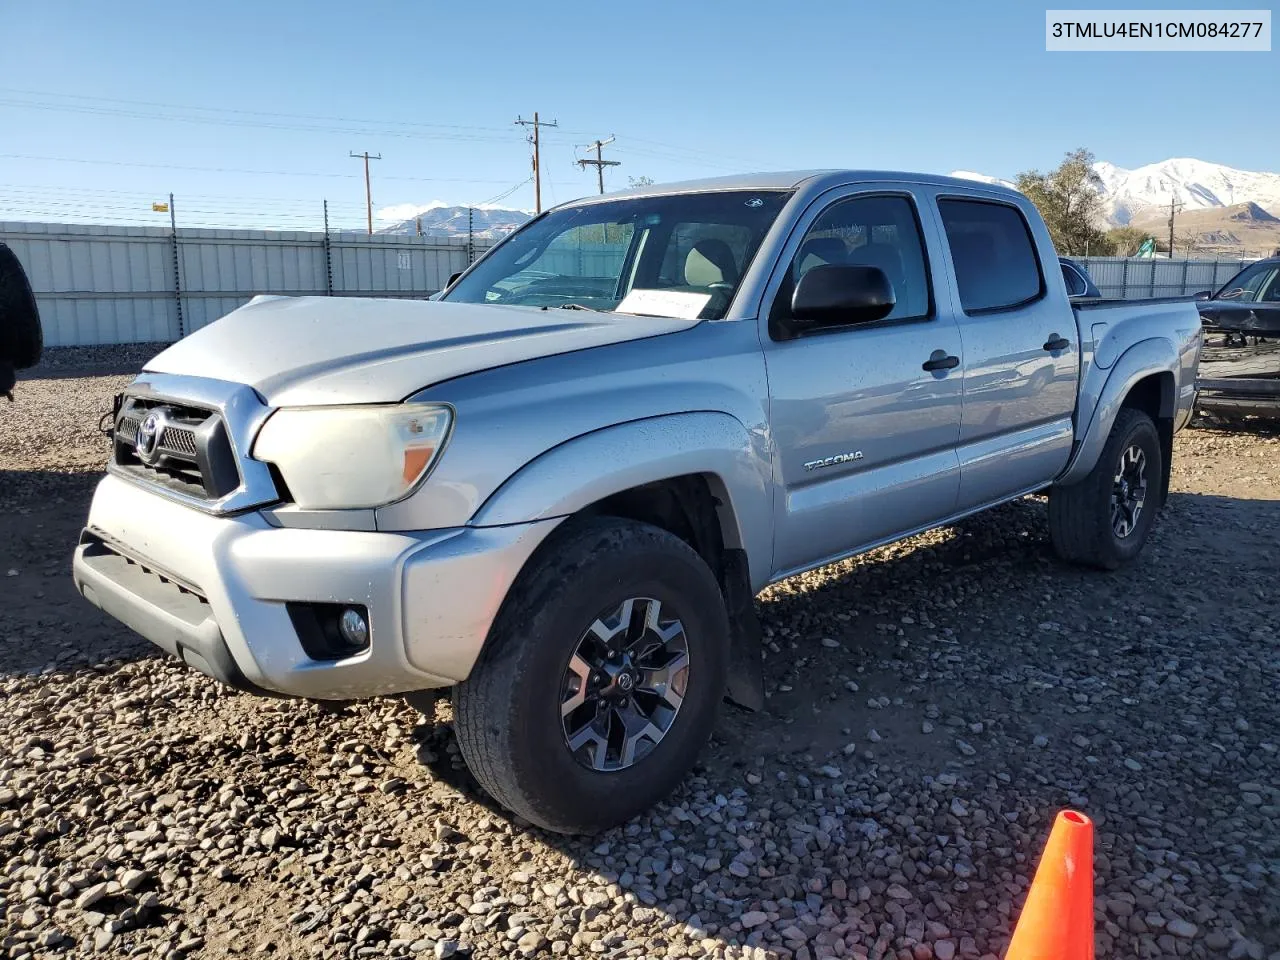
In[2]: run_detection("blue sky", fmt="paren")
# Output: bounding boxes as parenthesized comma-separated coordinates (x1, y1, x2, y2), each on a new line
(2, 0, 1276, 230)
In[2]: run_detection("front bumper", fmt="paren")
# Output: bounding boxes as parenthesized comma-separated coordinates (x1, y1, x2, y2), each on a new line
(73, 475, 560, 699)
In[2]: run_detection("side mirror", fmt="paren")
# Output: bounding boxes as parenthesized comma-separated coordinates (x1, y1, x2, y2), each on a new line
(790, 264, 895, 331)
(0, 242, 43, 399)
(1193, 290, 1212, 301)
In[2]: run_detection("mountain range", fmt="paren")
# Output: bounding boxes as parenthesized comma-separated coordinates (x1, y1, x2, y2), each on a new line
(375, 204, 530, 238)
(372, 159, 1280, 255)
(951, 158, 1280, 256)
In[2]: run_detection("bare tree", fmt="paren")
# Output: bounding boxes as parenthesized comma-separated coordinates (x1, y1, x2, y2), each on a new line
(1175, 229, 1201, 257)
(1016, 148, 1109, 256)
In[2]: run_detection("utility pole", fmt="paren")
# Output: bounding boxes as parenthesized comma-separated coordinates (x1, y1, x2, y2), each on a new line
(515, 113, 558, 213)
(576, 135, 620, 194)
(350, 150, 382, 235)
(1167, 197, 1183, 258)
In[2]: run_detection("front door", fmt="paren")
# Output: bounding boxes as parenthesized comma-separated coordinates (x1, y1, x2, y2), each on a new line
(761, 188, 964, 579)
(933, 197, 1079, 511)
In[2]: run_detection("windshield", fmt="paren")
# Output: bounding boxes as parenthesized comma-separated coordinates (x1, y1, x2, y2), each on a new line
(1215, 262, 1280, 303)
(443, 190, 792, 320)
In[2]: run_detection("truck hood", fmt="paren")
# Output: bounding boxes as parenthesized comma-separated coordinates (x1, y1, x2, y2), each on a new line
(144, 296, 700, 406)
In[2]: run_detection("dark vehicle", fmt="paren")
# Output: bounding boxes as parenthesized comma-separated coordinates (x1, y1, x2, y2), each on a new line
(0, 241, 44, 399)
(1195, 257, 1280, 338)
(1196, 339, 1280, 420)
(1059, 257, 1101, 300)
(1193, 259, 1280, 420)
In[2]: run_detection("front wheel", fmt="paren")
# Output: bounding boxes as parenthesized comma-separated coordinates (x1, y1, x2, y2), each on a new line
(1049, 407, 1163, 570)
(452, 517, 729, 834)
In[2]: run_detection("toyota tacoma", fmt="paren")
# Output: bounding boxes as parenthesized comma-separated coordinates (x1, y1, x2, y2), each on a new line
(74, 171, 1203, 833)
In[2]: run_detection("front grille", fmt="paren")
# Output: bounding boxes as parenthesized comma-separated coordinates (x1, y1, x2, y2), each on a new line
(113, 396, 241, 501)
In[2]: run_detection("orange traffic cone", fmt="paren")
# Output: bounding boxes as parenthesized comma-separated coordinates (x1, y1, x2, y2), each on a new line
(1005, 810, 1095, 960)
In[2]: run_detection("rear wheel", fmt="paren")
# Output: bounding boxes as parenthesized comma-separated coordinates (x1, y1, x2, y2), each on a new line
(452, 517, 729, 834)
(1049, 407, 1163, 570)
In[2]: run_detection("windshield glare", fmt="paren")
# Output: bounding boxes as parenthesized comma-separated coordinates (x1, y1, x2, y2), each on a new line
(443, 190, 792, 320)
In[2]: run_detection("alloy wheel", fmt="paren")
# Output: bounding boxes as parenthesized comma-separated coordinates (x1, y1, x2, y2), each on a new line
(559, 597, 690, 772)
(1111, 444, 1148, 538)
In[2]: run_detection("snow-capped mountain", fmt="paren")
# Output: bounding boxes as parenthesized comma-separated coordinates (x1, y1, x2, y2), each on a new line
(1095, 158, 1280, 225)
(950, 158, 1280, 226)
(374, 203, 530, 238)
(948, 170, 1015, 190)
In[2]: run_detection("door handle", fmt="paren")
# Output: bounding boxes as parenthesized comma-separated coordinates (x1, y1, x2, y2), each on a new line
(1043, 334, 1070, 352)
(922, 351, 960, 372)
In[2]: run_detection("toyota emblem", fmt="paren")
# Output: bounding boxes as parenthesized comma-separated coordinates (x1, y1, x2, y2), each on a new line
(135, 412, 164, 463)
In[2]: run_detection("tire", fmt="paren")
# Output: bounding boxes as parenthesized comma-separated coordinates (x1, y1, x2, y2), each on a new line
(1049, 407, 1163, 570)
(453, 517, 730, 834)
(0, 242, 42, 370)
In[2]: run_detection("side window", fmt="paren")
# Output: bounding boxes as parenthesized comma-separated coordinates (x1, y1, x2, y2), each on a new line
(779, 194, 932, 323)
(1263, 270, 1280, 302)
(938, 199, 1044, 313)
(1061, 262, 1086, 297)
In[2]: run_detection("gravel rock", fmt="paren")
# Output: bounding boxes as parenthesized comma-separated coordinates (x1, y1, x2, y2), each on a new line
(2, 365, 1278, 958)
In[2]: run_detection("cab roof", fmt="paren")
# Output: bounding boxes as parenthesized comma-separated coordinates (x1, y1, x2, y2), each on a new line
(559, 170, 1025, 206)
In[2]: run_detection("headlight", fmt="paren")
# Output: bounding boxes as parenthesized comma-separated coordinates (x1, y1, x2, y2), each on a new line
(252, 404, 452, 509)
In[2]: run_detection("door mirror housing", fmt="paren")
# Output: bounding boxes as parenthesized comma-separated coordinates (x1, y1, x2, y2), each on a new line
(1193, 290, 1213, 301)
(790, 265, 895, 332)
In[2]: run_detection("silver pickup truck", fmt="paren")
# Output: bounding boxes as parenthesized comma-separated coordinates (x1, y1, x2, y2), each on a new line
(73, 171, 1203, 833)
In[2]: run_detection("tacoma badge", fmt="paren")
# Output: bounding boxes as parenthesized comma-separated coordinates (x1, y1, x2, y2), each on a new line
(804, 451, 863, 471)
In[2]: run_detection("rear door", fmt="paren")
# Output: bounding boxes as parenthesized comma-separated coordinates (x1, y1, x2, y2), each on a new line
(760, 185, 964, 578)
(933, 196, 1079, 511)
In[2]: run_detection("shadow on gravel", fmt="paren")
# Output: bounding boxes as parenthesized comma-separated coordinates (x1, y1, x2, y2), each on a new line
(0, 468, 158, 678)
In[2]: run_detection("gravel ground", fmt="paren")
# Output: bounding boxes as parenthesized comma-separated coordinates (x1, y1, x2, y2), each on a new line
(2, 346, 1278, 960)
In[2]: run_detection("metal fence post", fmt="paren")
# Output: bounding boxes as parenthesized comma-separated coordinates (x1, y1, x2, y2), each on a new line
(467, 207, 474, 265)
(1180, 257, 1189, 295)
(323, 200, 334, 296)
(169, 192, 185, 338)
(1120, 257, 1129, 299)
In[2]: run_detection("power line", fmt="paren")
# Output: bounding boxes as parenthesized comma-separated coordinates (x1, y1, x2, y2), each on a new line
(576, 136, 620, 195)
(0, 96, 527, 144)
(515, 113, 558, 214)
(0, 153, 526, 185)
(0, 87, 519, 134)
(350, 151, 382, 235)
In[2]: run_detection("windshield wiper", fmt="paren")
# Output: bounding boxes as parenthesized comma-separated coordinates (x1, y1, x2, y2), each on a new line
(556, 302, 602, 312)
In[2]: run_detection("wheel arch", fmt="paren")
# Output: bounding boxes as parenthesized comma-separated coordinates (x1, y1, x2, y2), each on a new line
(469, 412, 772, 579)
(1059, 338, 1178, 488)
(469, 413, 772, 710)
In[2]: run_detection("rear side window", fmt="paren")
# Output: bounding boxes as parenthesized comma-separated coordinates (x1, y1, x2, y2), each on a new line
(1061, 262, 1087, 297)
(938, 199, 1044, 313)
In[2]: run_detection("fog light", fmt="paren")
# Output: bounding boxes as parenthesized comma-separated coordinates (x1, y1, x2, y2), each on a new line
(286, 602, 372, 661)
(338, 607, 369, 648)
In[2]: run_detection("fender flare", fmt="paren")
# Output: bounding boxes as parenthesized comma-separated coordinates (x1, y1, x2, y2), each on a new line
(1058, 337, 1177, 486)
(469, 412, 773, 585)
